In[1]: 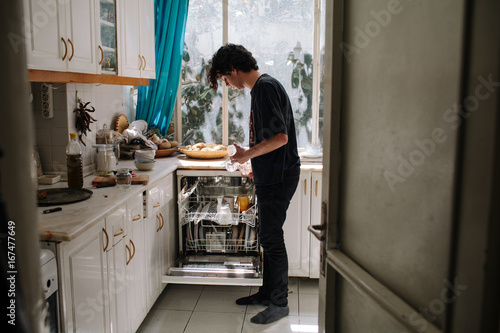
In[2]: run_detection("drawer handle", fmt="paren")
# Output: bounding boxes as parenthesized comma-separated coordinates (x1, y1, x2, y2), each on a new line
(159, 213, 164, 230)
(153, 203, 160, 208)
(98, 45, 103, 65)
(102, 228, 109, 252)
(156, 215, 161, 232)
(68, 38, 74, 61)
(130, 239, 136, 260)
(133, 214, 141, 221)
(126, 244, 132, 265)
(114, 228, 124, 237)
(61, 38, 68, 61)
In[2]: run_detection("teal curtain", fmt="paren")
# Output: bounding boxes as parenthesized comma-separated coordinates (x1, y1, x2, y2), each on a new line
(136, 0, 189, 135)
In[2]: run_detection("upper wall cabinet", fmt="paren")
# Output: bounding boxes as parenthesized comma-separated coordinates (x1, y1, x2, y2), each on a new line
(118, 0, 155, 79)
(24, 0, 98, 74)
(98, 0, 118, 75)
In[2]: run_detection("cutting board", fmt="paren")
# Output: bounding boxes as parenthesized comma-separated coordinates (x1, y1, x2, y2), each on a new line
(92, 174, 149, 185)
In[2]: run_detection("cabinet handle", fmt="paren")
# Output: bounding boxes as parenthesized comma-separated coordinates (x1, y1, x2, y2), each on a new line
(126, 244, 132, 265)
(159, 213, 164, 230)
(139, 55, 143, 70)
(132, 214, 141, 221)
(61, 38, 68, 61)
(114, 228, 124, 237)
(315, 180, 318, 197)
(68, 38, 74, 61)
(102, 228, 109, 252)
(156, 215, 161, 232)
(130, 239, 136, 260)
(304, 179, 307, 195)
(153, 202, 160, 208)
(142, 55, 146, 70)
(98, 45, 104, 65)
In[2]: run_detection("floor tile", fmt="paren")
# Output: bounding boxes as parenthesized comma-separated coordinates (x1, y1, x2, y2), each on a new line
(297, 316, 319, 332)
(298, 294, 319, 317)
(154, 285, 203, 311)
(288, 278, 300, 294)
(298, 278, 319, 294)
(195, 289, 250, 314)
(242, 314, 299, 333)
(184, 311, 245, 333)
(136, 309, 191, 333)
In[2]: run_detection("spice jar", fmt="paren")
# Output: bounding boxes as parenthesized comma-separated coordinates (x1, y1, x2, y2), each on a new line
(116, 168, 132, 189)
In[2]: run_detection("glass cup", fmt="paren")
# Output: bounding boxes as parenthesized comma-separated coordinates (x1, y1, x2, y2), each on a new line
(116, 168, 132, 189)
(238, 195, 249, 212)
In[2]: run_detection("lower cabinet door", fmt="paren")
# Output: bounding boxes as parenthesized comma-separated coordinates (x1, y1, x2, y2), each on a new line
(107, 238, 129, 333)
(59, 220, 110, 333)
(284, 171, 312, 277)
(145, 213, 161, 310)
(309, 172, 322, 279)
(125, 211, 148, 332)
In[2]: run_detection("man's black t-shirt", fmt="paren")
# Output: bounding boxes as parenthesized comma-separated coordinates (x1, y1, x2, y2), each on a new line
(250, 74, 300, 186)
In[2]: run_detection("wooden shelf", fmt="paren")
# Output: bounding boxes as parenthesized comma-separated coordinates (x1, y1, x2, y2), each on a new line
(29, 69, 150, 86)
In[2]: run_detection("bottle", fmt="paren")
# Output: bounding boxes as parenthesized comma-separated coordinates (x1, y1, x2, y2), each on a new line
(66, 133, 84, 188)
(225, 144, 239, 172)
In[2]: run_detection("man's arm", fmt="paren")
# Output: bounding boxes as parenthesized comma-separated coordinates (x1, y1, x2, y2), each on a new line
(231, 132, 288, 164)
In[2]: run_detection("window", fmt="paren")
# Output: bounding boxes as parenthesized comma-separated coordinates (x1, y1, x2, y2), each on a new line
(176, 0, 325, 150)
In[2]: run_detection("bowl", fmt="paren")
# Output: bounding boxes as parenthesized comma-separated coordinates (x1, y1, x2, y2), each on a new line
(134, 160, 156, 171)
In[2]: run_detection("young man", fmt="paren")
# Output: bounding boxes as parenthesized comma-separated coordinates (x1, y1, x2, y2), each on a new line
(208, 44, 301, 325)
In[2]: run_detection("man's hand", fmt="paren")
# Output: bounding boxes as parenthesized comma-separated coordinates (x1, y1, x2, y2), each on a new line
(231, 143, 250, 164)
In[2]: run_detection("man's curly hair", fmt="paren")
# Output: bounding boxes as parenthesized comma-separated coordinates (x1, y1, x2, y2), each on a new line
(207, 44, 259, 91)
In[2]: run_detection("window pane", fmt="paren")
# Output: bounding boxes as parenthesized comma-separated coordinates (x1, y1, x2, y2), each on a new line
(228, 0, 315, 148)
(181, 0, 223, 145)
(319, 0, 326, 148)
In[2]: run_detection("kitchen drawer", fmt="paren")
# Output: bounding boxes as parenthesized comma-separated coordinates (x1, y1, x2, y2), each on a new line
(105, 206, 127, 247)
(127, 192, 144, 230)
(144, 182, 163, 218)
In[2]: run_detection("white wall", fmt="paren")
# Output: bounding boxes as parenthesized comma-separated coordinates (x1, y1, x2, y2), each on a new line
(32, 83, 136, 177)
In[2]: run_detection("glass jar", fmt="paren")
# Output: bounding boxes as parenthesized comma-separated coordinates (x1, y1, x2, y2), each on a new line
(116, 168, 132, 189)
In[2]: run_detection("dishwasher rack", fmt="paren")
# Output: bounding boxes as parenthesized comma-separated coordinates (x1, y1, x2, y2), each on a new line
(178, 175, 258, 254)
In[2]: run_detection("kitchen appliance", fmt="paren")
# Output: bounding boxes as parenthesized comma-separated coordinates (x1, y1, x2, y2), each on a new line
(163, 169, 262, 285)
(40, 249, 59, 333)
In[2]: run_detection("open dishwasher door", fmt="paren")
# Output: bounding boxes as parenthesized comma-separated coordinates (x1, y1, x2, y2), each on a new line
(162, 170, 263, 286)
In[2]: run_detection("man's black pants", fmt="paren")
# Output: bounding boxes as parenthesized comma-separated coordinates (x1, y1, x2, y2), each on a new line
(255, 173, 300, 307)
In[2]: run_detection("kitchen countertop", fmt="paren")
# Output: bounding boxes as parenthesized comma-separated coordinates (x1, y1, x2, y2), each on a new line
(37, 153, 322, 242)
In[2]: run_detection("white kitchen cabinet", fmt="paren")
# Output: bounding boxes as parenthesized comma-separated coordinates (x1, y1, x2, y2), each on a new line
(59, 219, 110, 333)
(283, 170, 322, 278)
(118, 0, 155, 78)
(105, 206, 129, 333)
(284, 171, 312, 277)
(309, 171, 322, 279)
(23, 0, 98, 73)
(160, 173, 176, 286)
(125, 193, 148, 333)
(144, 180, 164, 310)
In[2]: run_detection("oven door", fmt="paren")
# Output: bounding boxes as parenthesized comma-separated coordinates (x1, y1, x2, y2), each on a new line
(162, 170, 262, 286)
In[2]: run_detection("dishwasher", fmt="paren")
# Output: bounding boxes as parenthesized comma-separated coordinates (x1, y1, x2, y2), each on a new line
(162, 169, 263, 286)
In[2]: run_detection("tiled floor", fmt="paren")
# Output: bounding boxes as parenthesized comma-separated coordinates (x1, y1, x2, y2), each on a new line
(137, 278, 319, 333)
